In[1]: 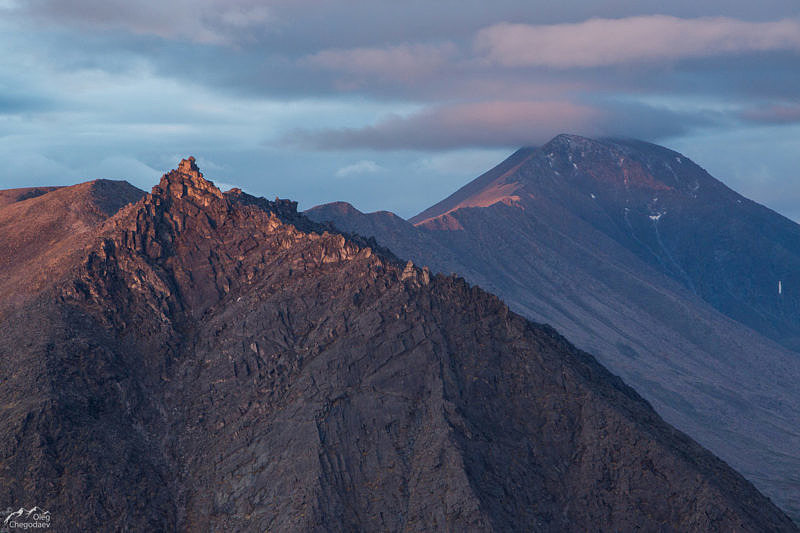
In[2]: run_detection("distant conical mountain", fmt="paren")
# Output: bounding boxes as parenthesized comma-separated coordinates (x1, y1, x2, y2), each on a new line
(412, 134, 800, 350)
(307, 134, 800, 522)
(2, 158, 796, 531)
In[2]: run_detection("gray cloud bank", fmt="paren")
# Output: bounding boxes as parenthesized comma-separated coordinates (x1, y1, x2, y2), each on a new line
(285, 100, 717, 150)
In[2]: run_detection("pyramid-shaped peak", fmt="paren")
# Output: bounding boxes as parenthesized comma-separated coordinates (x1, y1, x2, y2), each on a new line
(155, 156, 223, 201)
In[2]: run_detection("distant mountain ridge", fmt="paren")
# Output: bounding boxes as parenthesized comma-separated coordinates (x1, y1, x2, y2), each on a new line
(1, 158, 796, 531)
(307, 134, 800, 522)
(0, 179, 145, 308)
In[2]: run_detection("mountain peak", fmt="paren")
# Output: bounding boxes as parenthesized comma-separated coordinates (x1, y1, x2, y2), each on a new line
(4, 161, 800, 530)
(545, 133, 596, 149)
(178, 156, 201, 177)
(155, 157, 223, 203)
(542, 133, 621, 163)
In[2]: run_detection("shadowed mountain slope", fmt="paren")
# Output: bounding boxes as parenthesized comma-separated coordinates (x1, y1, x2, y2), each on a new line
(1, 158, 796, 531)
(307, 135, 800, 522)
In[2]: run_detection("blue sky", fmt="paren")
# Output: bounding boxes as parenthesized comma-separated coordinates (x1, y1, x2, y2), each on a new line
(1, 1, 799, 219)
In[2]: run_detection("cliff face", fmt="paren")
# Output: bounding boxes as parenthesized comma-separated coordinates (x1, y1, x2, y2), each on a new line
(1, 159, 796, 531)
(307, 135, 800, 523)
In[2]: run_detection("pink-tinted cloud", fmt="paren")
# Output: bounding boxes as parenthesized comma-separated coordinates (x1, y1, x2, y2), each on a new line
(741, 103, 800, 124)
(285, 100, 603, 150)
(476, 16, 800, 68)
(304, 43, 457, 83)
(284, 98, 718, 150)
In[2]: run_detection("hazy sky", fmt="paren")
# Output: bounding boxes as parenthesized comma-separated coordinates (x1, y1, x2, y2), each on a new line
(1, 1, 799, 219)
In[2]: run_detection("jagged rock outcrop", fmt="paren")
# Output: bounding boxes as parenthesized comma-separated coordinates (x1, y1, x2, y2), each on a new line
(0, 159, 796, 531)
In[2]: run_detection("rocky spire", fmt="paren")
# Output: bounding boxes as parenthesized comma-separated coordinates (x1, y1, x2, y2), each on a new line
(177, 156, 202, 177)
(155, 156, 223, 204)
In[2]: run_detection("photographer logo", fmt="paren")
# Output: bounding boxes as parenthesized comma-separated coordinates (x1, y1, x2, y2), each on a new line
(1, 507, 51, 530)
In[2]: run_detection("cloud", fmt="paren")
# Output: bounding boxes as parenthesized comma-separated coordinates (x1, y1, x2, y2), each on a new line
(0, 92, 51, 115)
(740, 103, 800, 124)
(78, 155, 160, 190)
(335, 160, 382, 177)
(287, 100, 601, 150)
(304, 43, 457, 84)
(19, 0, 274, 45)
(284, 98, 716, 150)
(476, 16, 800, 68)
(2, 2, 800, 223)
(0, 150, 78, 187)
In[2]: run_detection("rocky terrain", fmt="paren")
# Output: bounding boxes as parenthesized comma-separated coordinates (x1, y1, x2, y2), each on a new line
(307, 135, 800, 522)
(0, 158, 796, 531)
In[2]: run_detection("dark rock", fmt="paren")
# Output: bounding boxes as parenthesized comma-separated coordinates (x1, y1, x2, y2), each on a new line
(0, 160, 796, 531)
(306, 135, 800, 523)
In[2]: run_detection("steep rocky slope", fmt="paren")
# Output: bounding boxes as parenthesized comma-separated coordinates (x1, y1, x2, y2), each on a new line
(1, 158, 796, 531)
(307, 135, 800, 522)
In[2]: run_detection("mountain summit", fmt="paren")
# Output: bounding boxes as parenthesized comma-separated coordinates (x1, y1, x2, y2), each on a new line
(412, 134, 800, 350)
(1, 159, 796, 531)
(308, 135, 800, 523)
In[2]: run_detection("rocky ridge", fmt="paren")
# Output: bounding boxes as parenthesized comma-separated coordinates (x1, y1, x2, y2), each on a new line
(307, 135, 800, 522)
(0, 159, 796, 531)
